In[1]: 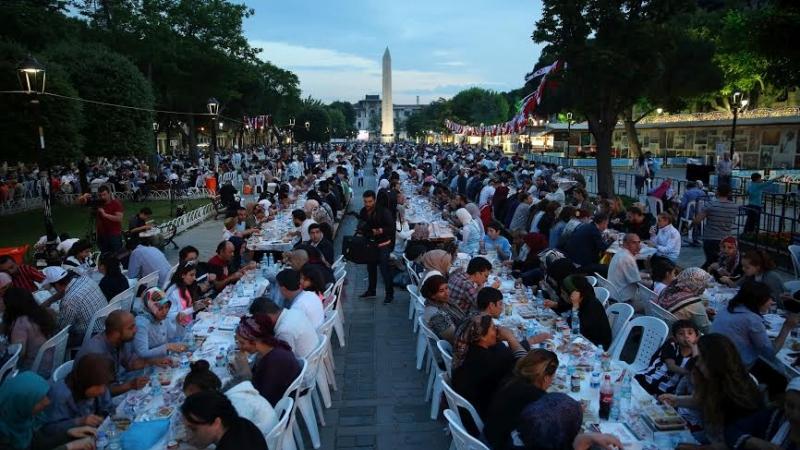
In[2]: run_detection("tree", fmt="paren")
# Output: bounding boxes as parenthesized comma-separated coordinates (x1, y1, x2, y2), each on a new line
(326, 108, 346, 138)
(328, 101, 357, 136)
(294, 105, 331, 143)
(0, 39, 84, 164)
(450, 87, 510, 125)
(45, 42, 155, 158)
(533, 0, 721, 194)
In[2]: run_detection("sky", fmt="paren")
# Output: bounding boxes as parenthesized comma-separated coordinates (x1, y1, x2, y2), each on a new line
(243, 0, 545, 105)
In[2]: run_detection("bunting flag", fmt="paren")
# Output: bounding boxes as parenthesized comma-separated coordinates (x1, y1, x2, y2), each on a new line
(444, 59, 565, 136)
(244, 115, 273, 130)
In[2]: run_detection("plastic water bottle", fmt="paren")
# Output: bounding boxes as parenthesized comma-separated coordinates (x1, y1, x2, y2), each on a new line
(589, 363, 600, 389)
(525, 321, 537, 340)
(150, 373, 162, 396)
(571, 308, 581, 336)
(96, 431, 109, 449)
(601, 346, 611, 372)
(621, 372, 633, 412)
(180, 354, 189, 369)
(610, 384, 621, 420)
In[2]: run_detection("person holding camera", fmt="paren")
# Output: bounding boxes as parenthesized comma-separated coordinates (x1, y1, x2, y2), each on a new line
(78, 185, 124, 254)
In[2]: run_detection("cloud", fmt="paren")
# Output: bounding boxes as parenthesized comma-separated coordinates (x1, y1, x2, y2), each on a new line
(436, 61, 467, 67)
(251, 40, 489, 103)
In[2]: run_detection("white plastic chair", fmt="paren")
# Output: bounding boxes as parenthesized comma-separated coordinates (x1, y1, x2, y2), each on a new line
(329, 272, 346, 347)
(405, 259, 421, 287)
(281, 358, 306, 450)
(594, 287, 610, 306)
(440, 373, 484, 434)
(610, 316, 669, 373)
(316, 310, 338, 401)
(267, 397, 294, 450)
(444, 409, 490, 450)
(295, 336, 327, 449)
(418, 317, 445, 419)
(594, 272, 619, 301)
(0, 343, 22, 382)
(606, 302, 634, 348)
(437, 340, 453, 376)
(638, 283, 679, 327)
(789, 245, 800, 279)
(585, 275, 597, 287)
(407, 284, 420, 321)
(51, 360, 74, 383)
(162, 263, 179, 290)
(646, 196, 664, 216)
(108, 286, 136, 311)
(331, 255, 344, 272)
(679, 199, 704, 242)
(32, 289, 52, 305)
(333, 266, 345, 283)
(414, 296, 428, 370)
(31, 325, 71, 378)
(82, 301, 122, 346)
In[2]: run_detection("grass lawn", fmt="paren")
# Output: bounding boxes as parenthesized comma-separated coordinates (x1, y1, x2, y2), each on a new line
(0, 198, 211, 250)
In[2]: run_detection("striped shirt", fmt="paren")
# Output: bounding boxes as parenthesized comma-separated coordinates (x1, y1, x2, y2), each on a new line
(701, 198, 739, 240)
(58, 276, 108, 338)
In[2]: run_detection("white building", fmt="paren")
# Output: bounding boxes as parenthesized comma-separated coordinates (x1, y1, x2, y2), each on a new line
(354, 94, 424, 141)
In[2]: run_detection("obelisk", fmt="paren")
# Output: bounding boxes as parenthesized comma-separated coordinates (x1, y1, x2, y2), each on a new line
(381, 47, 394, 143)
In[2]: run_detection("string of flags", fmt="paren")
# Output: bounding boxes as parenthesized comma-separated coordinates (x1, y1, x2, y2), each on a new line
(444, 59, 565, 136)
(243, 115, 273, 130)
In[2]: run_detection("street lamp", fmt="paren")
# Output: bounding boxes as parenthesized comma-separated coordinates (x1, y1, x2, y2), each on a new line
(566, 112, 573, 156)
(207, 97, 219, 168)
(17, 55, 55, 241)
(730, 92, 748, 157)
(305, 120, 311, 131)
(656, 107, 664, 115)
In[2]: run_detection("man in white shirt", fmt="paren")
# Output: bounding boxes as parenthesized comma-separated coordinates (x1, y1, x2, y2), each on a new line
(276, 269, 323, 327)
(291, 209, 316, 242)
(249, 297, 319, 357)
(478, 179, 497, 207)
(608, 233, 642, 304)
(649, 212, 681, 263)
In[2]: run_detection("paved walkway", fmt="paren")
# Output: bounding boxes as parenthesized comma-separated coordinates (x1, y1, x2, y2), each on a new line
(169, 159, 450, 450)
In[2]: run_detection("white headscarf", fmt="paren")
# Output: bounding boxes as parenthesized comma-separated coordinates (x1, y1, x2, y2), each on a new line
(379, 179, 390, 189)
(455, 208, 473, 226)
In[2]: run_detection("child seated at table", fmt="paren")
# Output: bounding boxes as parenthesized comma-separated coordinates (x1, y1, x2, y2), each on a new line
(635, 320, 698, 396)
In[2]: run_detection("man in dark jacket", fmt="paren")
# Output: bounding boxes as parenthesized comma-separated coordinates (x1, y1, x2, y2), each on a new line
(563, 213, 611, 275)
(357, 190, 395, 303)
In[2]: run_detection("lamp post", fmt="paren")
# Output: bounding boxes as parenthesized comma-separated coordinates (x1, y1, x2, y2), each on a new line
(729, 92, 748, 157)
(17, 55, 55, 241)
(566, 112, 573, 157)
(207, 97, 219, 170)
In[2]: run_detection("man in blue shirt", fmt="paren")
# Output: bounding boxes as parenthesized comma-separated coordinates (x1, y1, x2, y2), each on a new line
(483, 221, 512, 261)
(679, 181, 707, 246)
(744, 173, 777, 233)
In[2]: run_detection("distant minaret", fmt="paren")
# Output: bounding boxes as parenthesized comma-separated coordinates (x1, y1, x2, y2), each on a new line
(381, 47, 394, 143)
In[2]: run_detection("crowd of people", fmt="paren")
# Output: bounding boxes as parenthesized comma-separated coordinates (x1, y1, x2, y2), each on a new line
(358, 143, 800, 449)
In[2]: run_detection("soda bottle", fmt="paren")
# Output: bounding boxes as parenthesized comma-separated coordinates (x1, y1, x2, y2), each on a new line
(599, 374, 613, 420)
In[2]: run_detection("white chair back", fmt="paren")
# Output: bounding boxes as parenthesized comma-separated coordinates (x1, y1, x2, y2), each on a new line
(52, 360, 74, 383)
(282, 358, 307, 405)
(440, 373, 484, 433)
(789, 245, 800, 279)
(606, 302, 634, 345)
(333, 266, 345, 282)
(405, 259, 421, 287)
(82, 301, 122, 346)
(639, 283, 679, 327)
(0, 343, 22, 382)
(331, 255, 345, 271)
(585, 275, 597, 287)
(32, 290, 51, 305)
(594, 272, 619, 301)
(594, 287, 610, 306)
(162, 263, 179, 290)
(31, 325, 71, 378)
(266, 397, 294, 450)
(637, 283, 658, 305)
(437, 340, 453, 376)
(317, 310, 337, 342)
(647, 196, 664, 216)
(610, 316, 669, 373)
(108, 286, 136, 311)
(302, 335, 327, 389)
(444, 409, 490, 450)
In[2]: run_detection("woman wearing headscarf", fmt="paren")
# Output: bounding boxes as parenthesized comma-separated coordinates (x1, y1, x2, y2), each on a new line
(708, 236, 743, 281)
(231, 313, 301, 406)
(451, 314, 527, 422)
(464, 203, 485, 236)
(420, 250, 452, 279)
(455, 207, 481, 256)
(0, 372, 96, 450)
(304, 199, 333, 229)
(656, 267, 713, 333)
(41, 354, 114, 434)
(133, 287, 188, 358)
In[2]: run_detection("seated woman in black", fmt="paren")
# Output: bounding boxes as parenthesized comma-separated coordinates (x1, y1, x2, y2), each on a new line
(545, 275, 612, 350)
(485, 349, 559, 450)
(451, 314, 527, 432)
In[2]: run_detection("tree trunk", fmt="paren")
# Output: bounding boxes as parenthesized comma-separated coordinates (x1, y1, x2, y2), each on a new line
(623, 106, 642, 158)
(588, 115, 616, 195)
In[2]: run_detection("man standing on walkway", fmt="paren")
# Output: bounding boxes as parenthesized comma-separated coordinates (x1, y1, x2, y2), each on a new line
(694, 184, 739, 269)
(744, 173, 776, 233)
(357, 190, 394, 304)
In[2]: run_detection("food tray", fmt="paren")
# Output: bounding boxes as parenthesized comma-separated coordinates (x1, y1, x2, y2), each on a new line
(641, 403, 685, 431)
